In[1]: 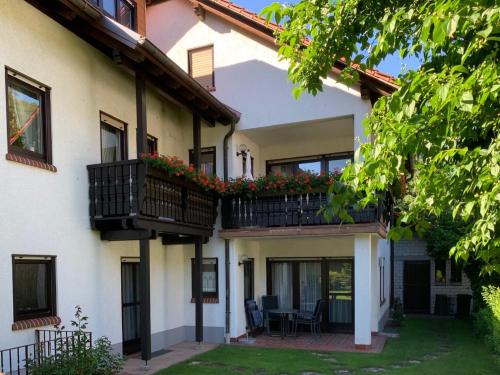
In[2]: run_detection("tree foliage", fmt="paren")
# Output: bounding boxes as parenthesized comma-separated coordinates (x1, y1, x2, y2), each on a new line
(263, 0, 500, 272)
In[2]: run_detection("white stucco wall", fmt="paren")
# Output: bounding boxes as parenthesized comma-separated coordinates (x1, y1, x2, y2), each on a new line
(0, 0, 214, 351)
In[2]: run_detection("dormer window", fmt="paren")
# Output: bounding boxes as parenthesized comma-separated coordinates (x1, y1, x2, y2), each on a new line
(93, 0, 135, 30)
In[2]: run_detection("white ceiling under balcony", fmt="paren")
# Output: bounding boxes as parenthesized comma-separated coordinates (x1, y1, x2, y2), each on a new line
(240, 116, 354, 147)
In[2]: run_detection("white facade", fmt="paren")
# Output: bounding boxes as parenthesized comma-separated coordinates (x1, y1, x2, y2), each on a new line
(147, 0, 391, 347)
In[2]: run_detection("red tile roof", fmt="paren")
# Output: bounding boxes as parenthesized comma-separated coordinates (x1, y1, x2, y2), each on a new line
(192, 0, 398, 90)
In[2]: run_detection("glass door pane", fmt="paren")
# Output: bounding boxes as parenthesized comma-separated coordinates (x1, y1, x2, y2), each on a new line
(299, 262, 321, 313)
(121, 262, 140, 354)
(328, 259, 353, 327)
(271, 263, 293, 309)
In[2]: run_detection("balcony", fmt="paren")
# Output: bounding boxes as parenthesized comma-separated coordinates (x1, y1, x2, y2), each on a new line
(220, 192, 389, 238)
(88, 159, 218, 241)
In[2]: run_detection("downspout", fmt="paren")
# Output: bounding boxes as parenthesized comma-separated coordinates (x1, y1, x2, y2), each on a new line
(223, 120, 235, 343)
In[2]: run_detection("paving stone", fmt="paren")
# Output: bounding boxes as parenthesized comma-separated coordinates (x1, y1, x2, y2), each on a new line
(324, 358, 338, 363)
(301, 372, 321, 375)
(408, 359, 421, 364)
(422, 354, 439, 360)
(312, 352, 330, 357)
(362, 368, 385, 373)
(189, 361, 201, 365)
(334, 370, 351, 374)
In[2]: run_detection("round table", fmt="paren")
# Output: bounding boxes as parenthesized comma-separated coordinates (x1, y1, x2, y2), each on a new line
(267, 308, 299, 339)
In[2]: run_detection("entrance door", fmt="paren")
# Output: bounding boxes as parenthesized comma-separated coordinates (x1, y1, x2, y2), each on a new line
(121, 260, 140, 355)
(327, 259, 354, 332)
(403, 260, 430, 313)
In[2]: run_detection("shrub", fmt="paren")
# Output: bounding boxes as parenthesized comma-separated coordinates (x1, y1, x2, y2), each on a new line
(473, 286, 500, 355)
(27, 306, 123, 375)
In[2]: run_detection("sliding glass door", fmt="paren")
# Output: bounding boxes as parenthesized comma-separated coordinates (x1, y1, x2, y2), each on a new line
(268, 258, 354, 333)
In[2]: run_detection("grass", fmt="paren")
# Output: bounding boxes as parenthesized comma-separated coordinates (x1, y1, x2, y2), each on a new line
(156, 318, 500, 375)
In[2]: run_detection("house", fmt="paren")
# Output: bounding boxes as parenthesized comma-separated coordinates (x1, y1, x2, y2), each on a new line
(0, 0, 401, 370)
(146, 0, 397, 350)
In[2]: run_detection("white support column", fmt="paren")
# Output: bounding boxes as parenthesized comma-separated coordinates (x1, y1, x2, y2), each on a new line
(354, 234, 373, 347)
(371, 236, 380, 333)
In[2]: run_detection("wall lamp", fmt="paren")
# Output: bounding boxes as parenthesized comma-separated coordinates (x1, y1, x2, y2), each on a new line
(236, 144, 250, 157)
(238, 254, 249, 266)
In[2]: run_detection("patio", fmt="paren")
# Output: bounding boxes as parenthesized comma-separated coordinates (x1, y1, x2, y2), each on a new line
(236, 332, 387, 353)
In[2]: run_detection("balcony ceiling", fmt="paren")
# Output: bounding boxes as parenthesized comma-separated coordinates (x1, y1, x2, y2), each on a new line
(241, 116, 354, 147)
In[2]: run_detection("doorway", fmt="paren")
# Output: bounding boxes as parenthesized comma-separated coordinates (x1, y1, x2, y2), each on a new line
(403, 260, 431, 313)
(121, 259, 140, 355)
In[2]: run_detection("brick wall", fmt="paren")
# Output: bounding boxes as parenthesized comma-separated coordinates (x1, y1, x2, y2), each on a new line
(394, 237, 472, 314)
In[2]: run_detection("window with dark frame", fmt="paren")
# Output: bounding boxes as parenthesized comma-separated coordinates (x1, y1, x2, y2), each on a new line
(147, 134, 158, 154)
(379, 257, 386, 305)
(191, 258, 218, 300)
(91, 0, 135, 30)
(266, 152, 353, 176)
(435, 259, 446, 283)
(188, 45, 215, 91)
(12, 256, 56, 322)
(6, 68, 51, 164)
(450, 260, 462, 283)
(189, 146, 216, 177)
(243, 259, 254, 301)
(100, 112, 127, 163)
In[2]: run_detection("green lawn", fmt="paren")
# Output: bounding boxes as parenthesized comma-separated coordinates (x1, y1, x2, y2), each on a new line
(156, 318, 499, 375)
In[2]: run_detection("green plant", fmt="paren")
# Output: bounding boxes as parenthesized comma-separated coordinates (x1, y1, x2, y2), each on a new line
(474, 286, 500, 355)
(27, 306, 123, 375)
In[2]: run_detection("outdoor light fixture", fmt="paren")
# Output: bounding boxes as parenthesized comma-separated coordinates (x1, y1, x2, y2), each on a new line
(236, 144, 250, 157)
(238, 254, 249, 266)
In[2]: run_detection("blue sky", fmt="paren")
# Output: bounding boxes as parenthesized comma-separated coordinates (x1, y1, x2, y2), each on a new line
(236, 0, 421, 77)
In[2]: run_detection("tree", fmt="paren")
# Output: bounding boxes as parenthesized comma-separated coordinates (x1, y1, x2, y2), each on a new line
(263, 0, 500, 273)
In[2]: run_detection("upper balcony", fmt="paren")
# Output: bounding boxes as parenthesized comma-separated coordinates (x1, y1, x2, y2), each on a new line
(87, 159, 218, 241)
(220, 191, 389, 239)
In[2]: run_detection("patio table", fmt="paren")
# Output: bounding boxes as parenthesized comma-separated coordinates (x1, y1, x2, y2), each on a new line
(267, 308, 299, 339)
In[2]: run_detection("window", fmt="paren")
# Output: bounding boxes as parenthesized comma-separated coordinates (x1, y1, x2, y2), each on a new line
(100, 112, 127, 163)
(12, 256, 56, 322)
(266, 152, 353, 176)
(243, 259, 254, 301)
(188, 45, 215, 91)
(189, 146, 216, 176)
(6, 68, 51, 163)
(191, 258, 218, 299)
(92, 0, 135, 30)
(435, 259, 446, 283)
(147, 134, 158, 154)
(379, 257, 386, 305)
(450, 260, 462, 283)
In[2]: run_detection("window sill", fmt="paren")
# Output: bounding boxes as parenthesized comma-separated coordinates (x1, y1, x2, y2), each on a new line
(191, 297, 219, 304)
(12, 316, 61, 331)
(6, 153, 57, 172)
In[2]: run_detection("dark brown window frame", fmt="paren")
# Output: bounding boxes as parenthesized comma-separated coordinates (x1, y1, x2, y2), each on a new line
(12, 255, 57, 322)
(189, 146, 216, 176)
(147, 134, 158, 154)
(187, 45, 215, 91)
(99, 111, 128, 163)
(266, 151, 354, 175)
(243, 258, 255, 301)
(191, 257, 219, 300)
(91, 0, 137, 31)
(5, 68, 52, 164)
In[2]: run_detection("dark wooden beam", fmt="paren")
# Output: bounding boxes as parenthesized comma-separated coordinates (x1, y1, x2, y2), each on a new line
(101, 229, 157, 241)
(136, 73, 148, 155)
(192, 113, 202, 170)
(194, 237, 203, 342)
(162, 235, 208, 245)
(139, 239, 151, 362)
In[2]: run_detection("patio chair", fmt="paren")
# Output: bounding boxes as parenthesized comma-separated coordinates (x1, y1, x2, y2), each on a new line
(244, 299, 263, 335)
(261, 295, 281, 336)
(293, 299, 325, 337)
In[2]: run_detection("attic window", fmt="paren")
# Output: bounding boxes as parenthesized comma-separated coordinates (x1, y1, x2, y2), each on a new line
(188, 46, 215, 91)
(93, 0, 135, 30)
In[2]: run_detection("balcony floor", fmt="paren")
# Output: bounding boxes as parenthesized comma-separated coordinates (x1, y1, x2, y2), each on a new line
(219, 222, 387, 239)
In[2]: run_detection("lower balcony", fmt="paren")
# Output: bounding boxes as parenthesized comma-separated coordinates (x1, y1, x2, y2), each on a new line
(220, 192, 389, 238)
(88, 159, 218, 241)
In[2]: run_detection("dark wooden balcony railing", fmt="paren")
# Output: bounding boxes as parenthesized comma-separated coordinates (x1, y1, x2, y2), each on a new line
(88, 160, 218, 238)
(221, 192, 388, 230)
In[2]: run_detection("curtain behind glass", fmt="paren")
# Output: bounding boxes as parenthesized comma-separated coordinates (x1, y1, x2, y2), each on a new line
(272, 263, 293, 309)
(121, 263, 139, 342)
(101, 123, 122, 162)
(299, 262, 322, 312)
(14, 263, 48, 313)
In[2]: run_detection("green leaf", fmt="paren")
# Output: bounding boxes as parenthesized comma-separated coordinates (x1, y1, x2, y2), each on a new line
(460, 91, 474, 112)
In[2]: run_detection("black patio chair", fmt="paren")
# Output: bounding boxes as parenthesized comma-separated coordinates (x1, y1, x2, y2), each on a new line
(293, 299, 325, 337)
(261, 295, 280, 336)
(244, 299, 263, 335)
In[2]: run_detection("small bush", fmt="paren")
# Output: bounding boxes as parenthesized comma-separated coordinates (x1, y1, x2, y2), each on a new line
(473, 286, 500, 355)
(27, 306, 123, 375)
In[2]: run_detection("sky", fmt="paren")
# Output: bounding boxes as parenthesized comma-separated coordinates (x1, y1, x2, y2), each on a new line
(235, 0, 421, 77)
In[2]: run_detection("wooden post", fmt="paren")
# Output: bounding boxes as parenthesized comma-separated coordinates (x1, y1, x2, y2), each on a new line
(192, 113, 201, 170)
(136, 72, 151, 362)
(195, 237, 203, 343)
